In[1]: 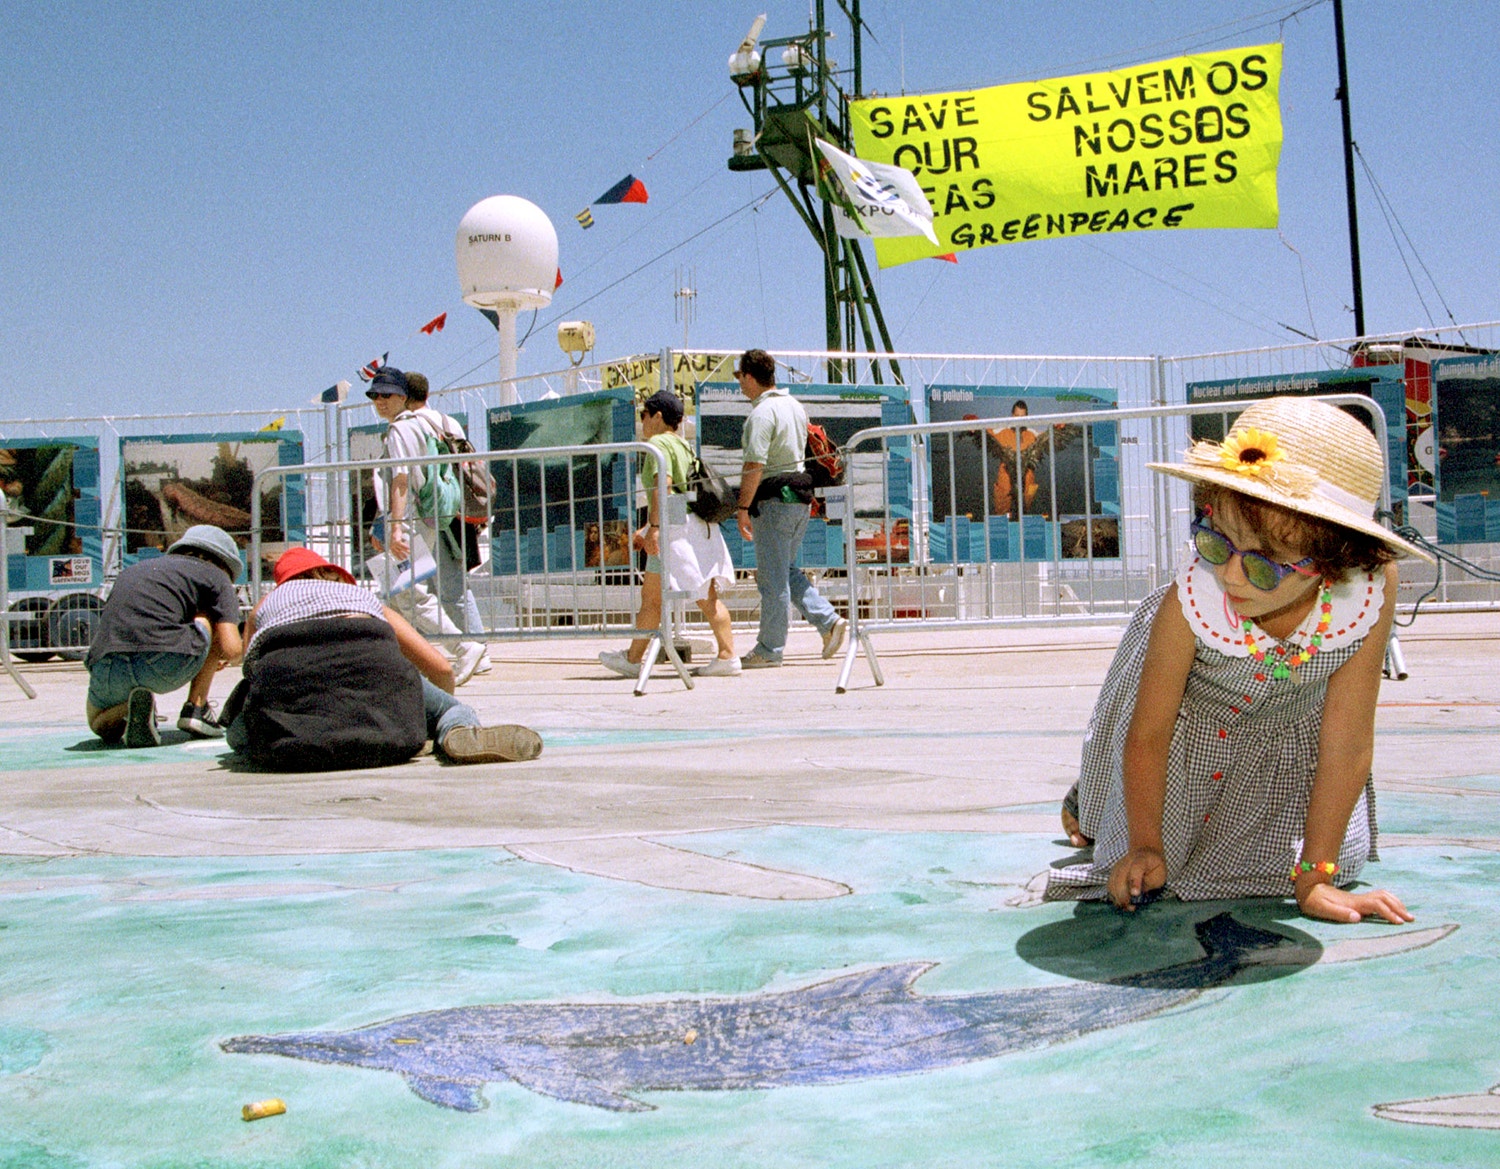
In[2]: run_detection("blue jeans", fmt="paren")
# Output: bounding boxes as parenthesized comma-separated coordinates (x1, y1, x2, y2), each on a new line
(423, 519, 485, 637)
(87, 644, 208, 711)
(425, 678, 480, 750)
(226, 679, 479, 756)
(750, 499, 839, 660)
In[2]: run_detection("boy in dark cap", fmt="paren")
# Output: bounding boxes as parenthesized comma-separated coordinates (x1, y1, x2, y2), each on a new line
(85, 524, 245, 747)
(599, 389, 739, 678)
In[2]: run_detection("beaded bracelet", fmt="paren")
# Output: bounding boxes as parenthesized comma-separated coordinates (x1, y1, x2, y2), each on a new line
(1289, 860, 1339, 882)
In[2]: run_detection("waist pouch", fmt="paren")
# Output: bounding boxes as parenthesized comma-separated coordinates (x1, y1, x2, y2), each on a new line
(241, 616, 427, 771)
(750, 472, 814, 516)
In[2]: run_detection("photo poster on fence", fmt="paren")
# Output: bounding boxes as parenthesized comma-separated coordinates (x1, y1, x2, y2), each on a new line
(1184, 367, 1408, 509)
(486, 389, 636, 574)
(118, 432, 305, 580)
(1, 436, 103, 591)
(1430, 354, 1500, 544)
(925, 385, 1119, 563)
(695, 383, 912, 569)
(346, 413, 471, 572)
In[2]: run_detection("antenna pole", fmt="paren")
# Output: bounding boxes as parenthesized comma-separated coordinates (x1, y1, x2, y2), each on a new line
(728, 1, 902, 388)
(1332, 0, 1366, 338)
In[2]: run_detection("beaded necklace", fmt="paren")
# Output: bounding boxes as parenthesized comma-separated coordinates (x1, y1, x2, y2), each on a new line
(1239, 583, 1333, 681)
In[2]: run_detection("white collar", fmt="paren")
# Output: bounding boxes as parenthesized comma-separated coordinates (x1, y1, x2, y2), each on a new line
(1174, 550, 1385, 657)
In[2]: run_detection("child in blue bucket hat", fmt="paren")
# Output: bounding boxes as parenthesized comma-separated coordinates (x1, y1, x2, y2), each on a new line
(85, 524, 245, 747)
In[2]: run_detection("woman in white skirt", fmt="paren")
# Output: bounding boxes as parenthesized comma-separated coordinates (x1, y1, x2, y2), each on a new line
(600, 390, 740, 677)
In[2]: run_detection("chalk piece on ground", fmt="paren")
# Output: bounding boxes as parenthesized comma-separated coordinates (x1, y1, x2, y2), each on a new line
(242, 1098, 286, 1121)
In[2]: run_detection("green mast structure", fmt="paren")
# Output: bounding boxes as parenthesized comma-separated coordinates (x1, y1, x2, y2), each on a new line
(727, 1, 902, 386)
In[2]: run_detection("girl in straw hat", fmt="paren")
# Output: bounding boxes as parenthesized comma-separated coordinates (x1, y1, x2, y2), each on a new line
(1047, 395, 1434, 924)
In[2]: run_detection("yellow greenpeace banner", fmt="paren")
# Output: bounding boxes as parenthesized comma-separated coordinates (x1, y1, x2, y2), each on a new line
(849, 43, 1282, 267)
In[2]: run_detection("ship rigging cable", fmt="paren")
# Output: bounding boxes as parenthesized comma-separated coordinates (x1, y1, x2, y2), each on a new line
(1353, 143, 1465, 341)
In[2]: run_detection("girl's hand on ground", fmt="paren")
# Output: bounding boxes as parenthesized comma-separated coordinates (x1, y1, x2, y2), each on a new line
(1298, 880, 1414, 925)
(1107, 847, 1166, 911)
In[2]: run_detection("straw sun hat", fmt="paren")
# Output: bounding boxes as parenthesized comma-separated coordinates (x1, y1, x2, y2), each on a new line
(1148, 395, 1434, 563)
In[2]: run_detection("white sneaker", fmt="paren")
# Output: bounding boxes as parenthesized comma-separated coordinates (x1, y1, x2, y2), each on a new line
(599, 649, 640, 678)
(821, 616, 848, 660)
(453, 642, 486, 687)
(473, 654, 494, 675)
(694, 656, 742, 677)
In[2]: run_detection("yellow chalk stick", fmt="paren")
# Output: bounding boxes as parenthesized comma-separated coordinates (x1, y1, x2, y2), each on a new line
(242, 1098, 286, 1121)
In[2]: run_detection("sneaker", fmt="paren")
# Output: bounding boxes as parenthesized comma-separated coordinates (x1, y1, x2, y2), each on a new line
(453, 642, 486, 687)
(177, 701, 225, 738)
(441, 724, 543, 764)
(694, 656, 742, 677)
(473, 654, 494, 675)
(821, 616, 848, 660)
(599, 649, 641, 678)
(124, 688, 160, 748)
(740, 649, 782, 669)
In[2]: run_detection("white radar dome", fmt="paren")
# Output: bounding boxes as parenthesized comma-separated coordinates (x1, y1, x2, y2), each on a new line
(455, 196, 558, 311)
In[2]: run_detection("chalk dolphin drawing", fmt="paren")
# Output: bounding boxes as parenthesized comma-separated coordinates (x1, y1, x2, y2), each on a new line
(222, 913, 1454, 1113)
(1374, 1083, 1500, 1130)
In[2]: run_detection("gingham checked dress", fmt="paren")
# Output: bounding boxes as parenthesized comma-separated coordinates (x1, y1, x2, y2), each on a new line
(1045, 552, 1387, 902)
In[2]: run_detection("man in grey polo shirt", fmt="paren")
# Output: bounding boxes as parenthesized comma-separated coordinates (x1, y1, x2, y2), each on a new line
(734, 348, 847, 668)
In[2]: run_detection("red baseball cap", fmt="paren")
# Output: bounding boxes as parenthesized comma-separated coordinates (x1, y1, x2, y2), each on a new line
(272, 547, 356, 586)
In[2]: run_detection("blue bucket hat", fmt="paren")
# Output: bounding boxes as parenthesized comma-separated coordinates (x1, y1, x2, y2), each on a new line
(167, 524, 242, 580)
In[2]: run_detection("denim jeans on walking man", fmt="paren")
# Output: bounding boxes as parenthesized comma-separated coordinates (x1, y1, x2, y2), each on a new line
(748, 499, 840, 662)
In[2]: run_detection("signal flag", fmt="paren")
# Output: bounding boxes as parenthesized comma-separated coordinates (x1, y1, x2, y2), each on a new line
(419, 312, 447, 335)
(576, 208, 595, 229)
(358, 353, 389, 382)
(595, 174, 649, 204)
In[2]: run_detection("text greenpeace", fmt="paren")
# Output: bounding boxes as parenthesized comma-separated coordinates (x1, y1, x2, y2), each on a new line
(849, 44, 1281, 267)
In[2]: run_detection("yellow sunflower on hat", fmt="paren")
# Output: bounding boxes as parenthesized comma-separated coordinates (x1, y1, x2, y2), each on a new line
(1218, 426, 1287, 478)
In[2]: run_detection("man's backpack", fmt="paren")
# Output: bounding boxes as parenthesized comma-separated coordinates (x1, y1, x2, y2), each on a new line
(412, 429, 463, 521)
(414, 414, 491, 521)
(804, 422, 845, 489)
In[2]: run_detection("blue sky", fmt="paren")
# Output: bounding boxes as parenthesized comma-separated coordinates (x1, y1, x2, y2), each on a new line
(2, 1, 1495, 418)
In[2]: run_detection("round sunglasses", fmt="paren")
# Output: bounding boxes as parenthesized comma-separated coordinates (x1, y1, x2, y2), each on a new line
(1190, 519, 1317, 592)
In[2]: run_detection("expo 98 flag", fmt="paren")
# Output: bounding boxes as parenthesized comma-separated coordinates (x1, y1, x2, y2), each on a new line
(849, 43, 1282, 267)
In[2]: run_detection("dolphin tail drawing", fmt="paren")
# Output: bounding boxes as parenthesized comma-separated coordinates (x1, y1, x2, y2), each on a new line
(1110, 912, 1294, 990)
(1373, 1083, 1500, 1129)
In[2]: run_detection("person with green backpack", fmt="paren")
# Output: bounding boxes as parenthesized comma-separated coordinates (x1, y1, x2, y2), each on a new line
(599, 390, 739, 679)
(367, 367, 487, 686)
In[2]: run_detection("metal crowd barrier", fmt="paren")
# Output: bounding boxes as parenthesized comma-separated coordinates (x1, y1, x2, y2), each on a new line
(7, 323, 1500, 701)
(831, 394, 1398, 693)
(250, 440, 697, 694)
